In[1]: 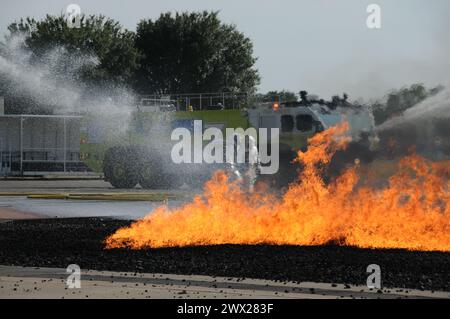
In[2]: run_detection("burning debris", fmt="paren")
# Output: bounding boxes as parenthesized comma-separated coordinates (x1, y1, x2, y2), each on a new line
(105, 123, 450, 251)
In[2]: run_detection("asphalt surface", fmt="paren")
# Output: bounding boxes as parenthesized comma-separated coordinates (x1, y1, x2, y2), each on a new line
(0, 178, 196, 193)
(0, 218, 449, 292)
(0, 179, 191, 219)
(0, 196, 183, 220)
(0, 179, 114, 192)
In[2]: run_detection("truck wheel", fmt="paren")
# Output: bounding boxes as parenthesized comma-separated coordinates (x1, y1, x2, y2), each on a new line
(103, 146, 139, 189)
(140, 166, 173, 189)
(136, 150, 171, 189)
(140, 175, 171, 189)
(139, 165, 160, 189)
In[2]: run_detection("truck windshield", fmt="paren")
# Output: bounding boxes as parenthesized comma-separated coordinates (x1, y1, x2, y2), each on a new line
(281, 115, 294, 132)
(296, 114, 314, 132)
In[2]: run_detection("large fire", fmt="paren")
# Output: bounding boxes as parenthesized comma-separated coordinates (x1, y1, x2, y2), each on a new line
(105, 123, 450, 251)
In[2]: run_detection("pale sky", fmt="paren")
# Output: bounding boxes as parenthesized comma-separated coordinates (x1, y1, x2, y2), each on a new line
(1, 0, 449, 100)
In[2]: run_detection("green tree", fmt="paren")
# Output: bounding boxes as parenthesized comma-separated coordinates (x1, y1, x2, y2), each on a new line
(7, 15, 140, 88)
(134, 11, 260, 94)
(259, 90, 298, 102)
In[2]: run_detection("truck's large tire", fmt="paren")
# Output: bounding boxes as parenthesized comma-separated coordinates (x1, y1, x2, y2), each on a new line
(136, 148, 174, 189)
(103, 146, 140, 189)
(139, 164, 171, 189)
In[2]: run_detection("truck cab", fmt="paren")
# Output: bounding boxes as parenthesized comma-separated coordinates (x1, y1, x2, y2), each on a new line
(246, 100, 375, 187)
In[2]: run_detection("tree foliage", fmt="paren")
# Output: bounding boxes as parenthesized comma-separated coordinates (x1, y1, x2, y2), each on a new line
(134, 11, 260, 94)
(258, 90, 298, 102)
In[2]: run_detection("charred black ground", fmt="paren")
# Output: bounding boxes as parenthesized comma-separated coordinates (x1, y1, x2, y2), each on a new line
(0, 217, 449, 291)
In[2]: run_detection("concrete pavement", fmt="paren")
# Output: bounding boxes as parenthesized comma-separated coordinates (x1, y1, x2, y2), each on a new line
(0, 178, 195, 194)
(0, 179, 194, 220)
(0, 266, 448, 299)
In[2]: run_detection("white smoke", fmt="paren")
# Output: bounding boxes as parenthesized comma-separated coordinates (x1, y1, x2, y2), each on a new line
(0, 34, 134, 135)
(375, 88, 450, 160)
(378, 88, 450, 131)
(0, 35, 90, 112)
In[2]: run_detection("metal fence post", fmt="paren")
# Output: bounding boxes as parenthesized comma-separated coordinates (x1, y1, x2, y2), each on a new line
(0, 139, 2, 176)
(63, 117, 67, 172)
(20, 116, 23, 174)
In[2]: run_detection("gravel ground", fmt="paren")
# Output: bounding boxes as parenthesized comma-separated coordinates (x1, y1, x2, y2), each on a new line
(0, 218, 449, 292)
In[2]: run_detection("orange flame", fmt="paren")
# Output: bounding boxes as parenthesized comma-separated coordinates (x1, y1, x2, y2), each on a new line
(105, 123, 450, 251)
